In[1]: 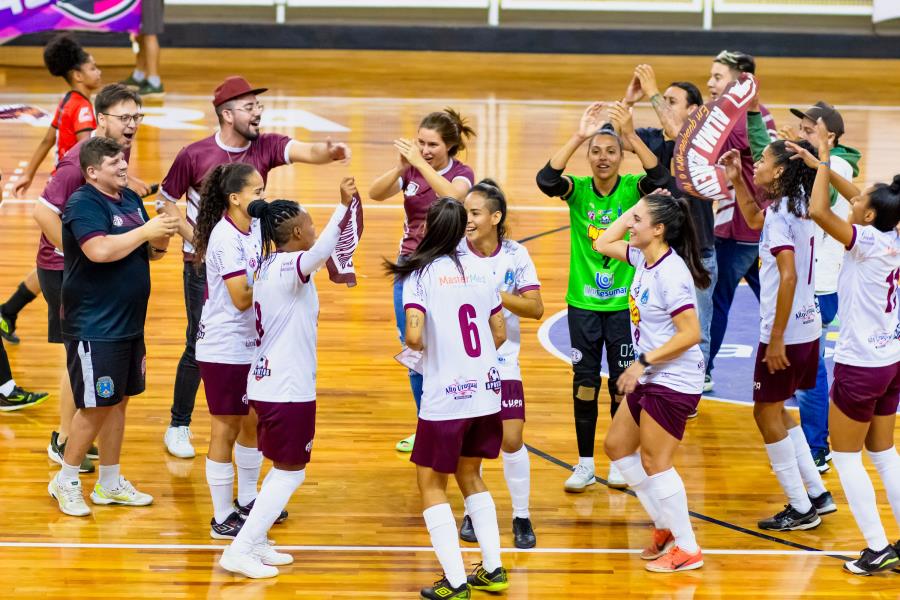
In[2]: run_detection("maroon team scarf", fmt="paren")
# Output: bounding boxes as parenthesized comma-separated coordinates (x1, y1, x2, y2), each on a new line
(326, 192, 364, 287)
(673, 73, 758, 202)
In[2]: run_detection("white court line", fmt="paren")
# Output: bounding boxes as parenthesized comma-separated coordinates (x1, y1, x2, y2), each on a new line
(0, 541, 853, 555)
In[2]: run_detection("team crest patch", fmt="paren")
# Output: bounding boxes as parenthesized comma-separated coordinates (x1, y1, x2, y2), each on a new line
(404, 182, 420, 196)
(640, 289, 650, 305)
(504, 269, 515, 286)
(253, 356, 272, 381)
(112, 215, 124, 227)
(95, 376, 115, 399)
(571, 348, 583, 364)
(485, 367, 502, 394)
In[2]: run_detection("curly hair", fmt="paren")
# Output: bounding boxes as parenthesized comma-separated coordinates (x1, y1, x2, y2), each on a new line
(767, 139, 818, 219)
(43, 34, 89, 80)
(192, 163, 257, 267)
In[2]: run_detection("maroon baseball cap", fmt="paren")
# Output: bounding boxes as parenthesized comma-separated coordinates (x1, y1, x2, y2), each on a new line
(789, 101, 845, 139)
(212, 76, 268, 108)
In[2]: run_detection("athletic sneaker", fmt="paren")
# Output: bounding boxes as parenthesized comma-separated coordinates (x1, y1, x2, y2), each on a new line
(47, 431, 95, 473)
(459, 514, 476, 543)
(812, 449, 831, 473)
(252, 542, 294, 566)
(0, 386, 48, 411)
(219, 546, 279, 579)
(211, 511, 245, 539)
(809, 491, 837, 515)
(164, 426, 196, 459)
(645, 545, 704, 573)
(0, 308, 19, 344)
(513, 517, 536, 549)
(606, 463, 627, 489)
(703, 374, 713, 393)
(395, 433, 415, 453)
(564, 463, 596, 493)
(686, 407, 699, 419)
(420, 576, 469, 600)
(120, 74, 144, 89)
(843, 545, 900, 575)
(640, 528, 675, 560)
(48, 474, 91, 517)
(235, 499, 288, 524)
(467, 563, 509, 592)
(90, 476, 153, 506)
(757, 504, 821, 531)
(138, 80, 165, 98)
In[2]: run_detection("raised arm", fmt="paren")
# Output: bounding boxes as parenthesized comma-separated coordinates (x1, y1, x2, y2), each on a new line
(608, 101, 671, 193)
(288, 137, 351, 165)
(393, 139, 470, 200)
(593, 203, 637, 263)
(368, 160, 405, 201)
(720, 149, 765, 230)
(298, 177, 355, 277)
(635, 64, 684, 140)
(536, 102, 604, 199)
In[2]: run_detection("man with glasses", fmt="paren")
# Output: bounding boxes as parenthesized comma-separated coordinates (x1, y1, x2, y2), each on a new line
(33, 83, 146, 472)
(156, 76, 350, 474)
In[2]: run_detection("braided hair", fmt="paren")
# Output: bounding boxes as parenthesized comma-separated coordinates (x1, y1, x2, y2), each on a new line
(247, 199, 304, 260)
(192, 163, 257, 267)
(767, 139, 818, 219)
(469, 178, 508, 241)
(644, 193, 711, 289)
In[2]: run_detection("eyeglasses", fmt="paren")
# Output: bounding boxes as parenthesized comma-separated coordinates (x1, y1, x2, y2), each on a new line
(101, 112, 144, 125)
(229, 103, 265, 114)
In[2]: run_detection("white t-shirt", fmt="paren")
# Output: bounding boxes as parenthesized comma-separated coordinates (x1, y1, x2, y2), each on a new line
(195, 216, 262, 364)
(813, 155, 853, 294)
(457, 238, 541, 381)
(834, 225, 900, 367)
(402, 253, 503, 421)
(626, 247, 705, 395)
(758, 198, 821, 344)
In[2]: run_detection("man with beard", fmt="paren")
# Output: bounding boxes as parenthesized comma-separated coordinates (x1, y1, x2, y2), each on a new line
(156, 77, 350, 475)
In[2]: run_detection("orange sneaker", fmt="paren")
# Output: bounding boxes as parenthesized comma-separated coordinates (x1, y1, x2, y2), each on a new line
(645, 545, 703, 573)
(640, 528, 675, 560)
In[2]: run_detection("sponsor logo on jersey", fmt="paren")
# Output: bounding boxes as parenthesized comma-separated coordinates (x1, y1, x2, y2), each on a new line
(78, 106, 93, 123)
(404, 182, 420, 196)
(112, 215, 124, 227)
(95, 376, 115, 399)
(628, 291, 641, 326)
(868, 331, 895, 349)
(587, 210, 596, 221)
(640, 289, 650, 305)
(485, 367, 502, 394)
(253, 356, 272, 381)
(196, 322, 206, 341)
(595, 271, 614, 290)
(504, 269, 515, 286)
(439, 272, 487, 287)
(794, 304, 819, 325)
(445, 379, 479, 400)
(583, 284, 628, 300)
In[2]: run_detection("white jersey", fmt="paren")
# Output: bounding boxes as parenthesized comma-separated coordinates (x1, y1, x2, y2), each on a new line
(457, 238, 541, 381)
(195, 216, 262, 364)
(834, 225, 900, 367)
(402, 253, 503, 421)
(813, 155, 852, 294)
(626, 247, 705, 394)
(758, 198, 821, 344)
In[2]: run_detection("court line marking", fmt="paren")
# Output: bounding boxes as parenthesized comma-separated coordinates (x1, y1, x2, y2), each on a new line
(0, 541, 859, 556)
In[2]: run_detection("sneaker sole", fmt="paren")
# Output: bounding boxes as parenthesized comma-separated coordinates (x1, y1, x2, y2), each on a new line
(259, 553, 294, 566)
(211, 529, 239, 540)
(640, 539, 676, 561)
(219, 554, 278, 579)
(564, 478, 596, 493)
(646, 559, 704, 573)
(48, 482, 91, 517)
(460, 532, 478, 543)
(513, 535, 536, 549)
(470, 582, 510, 592)
(165, 445, 196, 459)
(606, 481, 629, 490)
(89, 493, 152, 506)
(815, 504, 837, 516)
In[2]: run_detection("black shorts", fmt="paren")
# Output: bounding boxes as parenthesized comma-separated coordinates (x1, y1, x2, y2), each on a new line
(140, 0, 165, 35)
(65, 338, 146, 408)
(36, 268, 63, 344)
(567, 305, 633, 394)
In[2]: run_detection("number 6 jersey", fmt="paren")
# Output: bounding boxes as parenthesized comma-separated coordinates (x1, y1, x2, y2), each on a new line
(402, 253, 503, 421)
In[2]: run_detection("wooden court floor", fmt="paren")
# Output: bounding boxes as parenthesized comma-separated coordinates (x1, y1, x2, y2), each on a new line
(2, 48, 900, 598)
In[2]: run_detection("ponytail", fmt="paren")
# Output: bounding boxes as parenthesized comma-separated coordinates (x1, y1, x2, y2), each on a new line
(193, 162, 257, 267)
(384, 197, 467, 280)
(644, 194, 711, 289)
(470, 178, 508, 241)
(419, 108, 476, 157)
(248, 199, 303, 261)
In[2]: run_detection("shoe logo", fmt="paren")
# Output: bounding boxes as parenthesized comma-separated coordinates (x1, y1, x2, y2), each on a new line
(871, 551, 892, 565)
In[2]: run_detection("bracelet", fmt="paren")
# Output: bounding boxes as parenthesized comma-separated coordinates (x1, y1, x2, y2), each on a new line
(150, 246, 167, 253)
(637, 354, 651, 368)
(819, 161, 830, 168)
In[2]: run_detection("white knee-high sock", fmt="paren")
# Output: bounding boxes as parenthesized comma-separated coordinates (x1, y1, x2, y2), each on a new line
(424, 503, 466, 588)
(465, 491, 502, 572)
(832, 451, 889, 550)
(231, 468, 305, 554)
(787, 426, 827, 497)
(206, 458, 235, 524)
(868, 446, 900, 532)
(649, 468, 698, 553)
(502, 446, 531, 520)
(765, 436, 813, 513)
(613, 452, 665, 529)
(234, 442, 263, 507)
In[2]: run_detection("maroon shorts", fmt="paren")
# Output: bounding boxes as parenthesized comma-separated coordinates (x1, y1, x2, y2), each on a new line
(752, 340, 819, 403)
(626, 383, 700, 441)
(251, 400, 316, 465)
(500, 380, 526, 421)
(198, 362, 250, 416)
(831, 363, 900, 423)
(411, 412, 502, 474)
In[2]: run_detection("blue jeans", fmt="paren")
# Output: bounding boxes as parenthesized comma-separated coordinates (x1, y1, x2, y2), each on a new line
(795, 292, 839, 454)
(697, 250, 719, 368)
(393, 262, 423, 412)
(708, 238, 761, 374)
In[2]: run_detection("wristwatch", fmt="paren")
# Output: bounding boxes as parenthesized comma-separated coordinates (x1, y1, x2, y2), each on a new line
(637, 354, 651, 368)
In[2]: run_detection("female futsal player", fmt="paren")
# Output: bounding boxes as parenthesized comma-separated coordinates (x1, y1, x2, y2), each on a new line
(597, 192, 709, 573)
(788, 122, 900, 575)
(218, 178, 358, 579)
(385, 198, 509, 600)
(721, 140, 835, 532)
(369, 109, 476, 452)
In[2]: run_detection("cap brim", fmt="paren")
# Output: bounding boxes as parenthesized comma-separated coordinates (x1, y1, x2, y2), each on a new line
(789, 108, 813, 121)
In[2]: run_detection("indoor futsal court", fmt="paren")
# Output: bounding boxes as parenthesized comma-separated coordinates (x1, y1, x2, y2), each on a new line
(3, 2, 900, 598)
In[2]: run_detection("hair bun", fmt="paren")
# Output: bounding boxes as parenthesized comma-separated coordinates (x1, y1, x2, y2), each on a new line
(890, 174, 900, 194)
(247, 199, 268, 219)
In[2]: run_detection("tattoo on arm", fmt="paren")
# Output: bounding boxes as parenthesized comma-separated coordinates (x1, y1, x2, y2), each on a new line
(650, 93, 679, 136)
(409, 314, 420, 328)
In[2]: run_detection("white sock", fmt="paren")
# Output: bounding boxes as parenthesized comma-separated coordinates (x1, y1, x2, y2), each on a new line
(832, 451, 889, 550)
(206, 458, 235, 524)
(868, 446, 900, 531)
(613, 452, 665, 529)
(98, 464, 120, 490)
(58, 462, 80, 486)
(787, 426, 827, 498)
(234, 442, 263, 507)
(502, 446, 531, 519)
(649, 468, 698, 553)
(231, 468, 305, 554)
(423, 503, 466, 588)
(132, 69, 146, 82)
(465, 491, 502, 572)
(147, 75, 161, 87)
(577, 456, 595, 472)
(765, 436, 813, 513)
(0, 380, 14, 397)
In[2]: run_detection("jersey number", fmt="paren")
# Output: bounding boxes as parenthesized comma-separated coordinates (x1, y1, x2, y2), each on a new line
(886, 268, 900, 313)
(254, 301, 264, 346)
(458, 304, 482, 358)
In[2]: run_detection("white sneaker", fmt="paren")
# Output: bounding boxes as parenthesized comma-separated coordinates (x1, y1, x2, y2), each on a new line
(90, 475, 153, 506)
(253, 542, 294, 566)
(219, 547, 279, 578)
(564, 463, 596, 493)
(606, 463, 628, 489)
(164, 426, 196, 459)
(48, 474, 91, 517)
(703, 374, 714, 393)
